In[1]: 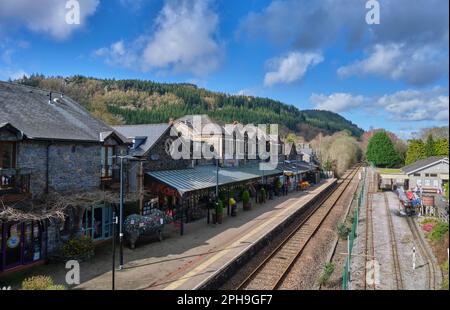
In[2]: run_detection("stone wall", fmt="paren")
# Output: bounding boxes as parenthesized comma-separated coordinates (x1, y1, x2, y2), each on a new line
(17, 141, 101, 198)
(144, 130, 190, 172)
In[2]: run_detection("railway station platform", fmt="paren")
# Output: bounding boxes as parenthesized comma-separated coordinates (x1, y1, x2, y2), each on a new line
(38, 178, 335, 290)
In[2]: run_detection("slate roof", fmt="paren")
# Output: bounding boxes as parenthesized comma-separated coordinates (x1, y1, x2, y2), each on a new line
(402, 156, 449, 174)
(113, 124, 171, 157)
(0, 81, 126, 143)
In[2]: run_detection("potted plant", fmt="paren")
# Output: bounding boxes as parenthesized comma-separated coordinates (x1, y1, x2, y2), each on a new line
(215, 200, 224, 224)
(261, 187, 267, 203)
(275, 179, 282, 196)
(242, 190, 251, 211)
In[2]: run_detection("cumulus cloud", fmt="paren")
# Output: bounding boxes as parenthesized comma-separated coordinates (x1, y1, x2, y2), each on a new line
(376, 88, 449, 121)
(310, 93, 367, 113)
(264, 51, 323, 86)
(240, 0, 449, 86)
(0, 0, 99, 40)
(338, 43, 448, 86)
(93, 39, 143, 68)
(94, 0, 222, 76)
(311, 88, 449, 122)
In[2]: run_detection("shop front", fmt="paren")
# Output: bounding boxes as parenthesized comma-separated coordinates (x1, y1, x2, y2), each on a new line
(0, 221, 45, 273)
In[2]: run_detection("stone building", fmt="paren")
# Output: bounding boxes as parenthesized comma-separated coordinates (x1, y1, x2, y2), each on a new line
(0, 81, 129, 274)
(115, 115, 321, 234)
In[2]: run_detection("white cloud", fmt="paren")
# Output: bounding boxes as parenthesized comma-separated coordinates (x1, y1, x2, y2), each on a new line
(240, 0, 449, 86)
(94, 0, 222, 76)
(0, 68, 28, 80)
(93, 39, 141, 68)
(310, 93, 367, 113)
(142, 0, 222, 75)
(264, 51, 323, 87)
(376, 88, 449, 121)
(338, 44, 448, 86)
(311, 87, 449, 122)
(0, 0, 99, 40)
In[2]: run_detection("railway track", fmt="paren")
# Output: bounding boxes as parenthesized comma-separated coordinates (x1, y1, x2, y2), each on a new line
(363, 168, 376, 290)
(406, 216, 438, 290)
(236, 165, 361, 290)
(383, 193, 403, 290)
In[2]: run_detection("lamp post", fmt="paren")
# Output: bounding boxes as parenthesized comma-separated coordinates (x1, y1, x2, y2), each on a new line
(112, 212, 118, 290)
(119, 156, 124, 270)
(216, 157, 219, 199)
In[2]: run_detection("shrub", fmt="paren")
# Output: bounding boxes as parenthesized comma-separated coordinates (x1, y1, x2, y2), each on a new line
(319, 262, 335, 285)
(242, 191, 250, 204)
(429, 222, 449, 243)
(215, 200, 224, 215)
(261, 188, 266, 198)
(21, 276, 65, 290)
(61, 235, 94, 258)
(441, 261, 449, 290)
(275, 179, 282, 189)
(337, 223, 351, 239)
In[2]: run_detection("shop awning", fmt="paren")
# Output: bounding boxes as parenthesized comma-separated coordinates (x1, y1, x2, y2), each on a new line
(147, 164, 283, 195)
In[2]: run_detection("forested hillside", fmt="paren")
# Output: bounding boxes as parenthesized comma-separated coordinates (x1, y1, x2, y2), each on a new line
(17, 75, 364, 139)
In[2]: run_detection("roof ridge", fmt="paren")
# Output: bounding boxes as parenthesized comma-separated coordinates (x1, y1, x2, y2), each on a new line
(113, 123, 169, 127)
(0, 80, 65, 97)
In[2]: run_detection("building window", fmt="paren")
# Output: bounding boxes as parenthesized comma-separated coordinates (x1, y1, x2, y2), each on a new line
(81, 205, 113, 241)
(1, 221, 43, 271)
(0, 142, 16, 190)
(101, 145, 116, 179)
(0, 142, 16, 169)
(433, 180, 439, 188)
(425, 173, 430, 177)
(424, 179, 431, 186)
(430, 173, 438, 177)
(413, 173, 420, 177)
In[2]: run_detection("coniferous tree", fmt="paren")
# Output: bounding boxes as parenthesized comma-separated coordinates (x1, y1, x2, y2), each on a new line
(424, 134, 436, 157)
(366, 131, 401, 167)
(405, 139, 426, 165)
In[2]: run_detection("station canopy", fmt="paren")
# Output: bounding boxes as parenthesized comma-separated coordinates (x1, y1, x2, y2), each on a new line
(147, 164, 283, 195)
(279, 160, 315, 175)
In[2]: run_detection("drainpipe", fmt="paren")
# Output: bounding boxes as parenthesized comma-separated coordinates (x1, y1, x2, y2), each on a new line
(139, 161, 144, 214)
(45, 142, 53, 194)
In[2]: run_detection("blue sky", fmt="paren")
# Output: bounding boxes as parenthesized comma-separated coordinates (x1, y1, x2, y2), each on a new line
(0, 0, 448, 139)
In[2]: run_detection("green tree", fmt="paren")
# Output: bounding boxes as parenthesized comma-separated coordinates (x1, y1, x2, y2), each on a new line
(405, 139, 426, 165)
(424, 134, 436, 157)
(366, 131, 401, 167)
(434, 138, 449, 157)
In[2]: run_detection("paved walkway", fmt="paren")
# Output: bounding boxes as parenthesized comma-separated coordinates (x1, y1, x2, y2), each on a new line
(1, 179, 335, 290)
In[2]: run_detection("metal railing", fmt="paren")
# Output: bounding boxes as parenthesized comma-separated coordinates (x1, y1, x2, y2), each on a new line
(342, 168, 367, 290)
